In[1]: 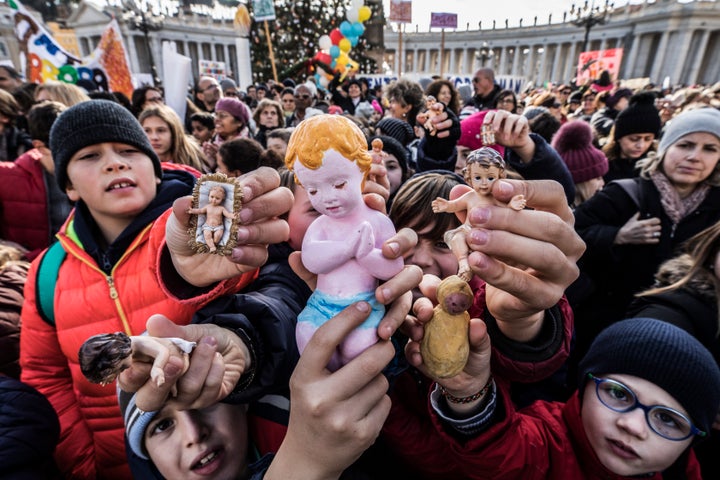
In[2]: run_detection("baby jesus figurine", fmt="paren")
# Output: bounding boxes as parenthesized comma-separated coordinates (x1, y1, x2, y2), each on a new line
(431, 147, 526, 281)
(415, 95, 440, 136)
(187, 185, 236, 253)
(286, 114, 404, 371)
(79, 332, 196, 387)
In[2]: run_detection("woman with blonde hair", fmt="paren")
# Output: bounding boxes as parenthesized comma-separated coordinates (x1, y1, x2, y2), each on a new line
(139, 104, 208, 172)
(34, 81, 90, 107)
(572, 107, 720, 367)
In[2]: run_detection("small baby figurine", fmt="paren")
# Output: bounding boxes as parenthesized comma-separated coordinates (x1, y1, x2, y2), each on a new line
(79, 332, 196, 387)
(285, 114, 404, 371)
(421, 275, 473, 378)
(432, 147, 526, 281)
(187, 184, 236, 253)
(415, 95, 440, 136)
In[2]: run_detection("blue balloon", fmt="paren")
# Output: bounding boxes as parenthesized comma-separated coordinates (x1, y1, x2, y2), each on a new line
(349, 35, 359, 47)
(330, 45, 340, 58)
(340, 20, 353, 37)
(331, 59, 337, 69)
(352, 22, 365, 36)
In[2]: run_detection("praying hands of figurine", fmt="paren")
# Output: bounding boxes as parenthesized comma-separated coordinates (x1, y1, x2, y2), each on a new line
(79, 332, 196, 388)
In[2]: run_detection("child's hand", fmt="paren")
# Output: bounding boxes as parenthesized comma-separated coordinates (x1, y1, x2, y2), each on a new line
(466, 179, 585, 341)
(117, 315, 252, 412)
(404, 274, 493, 413)
(166, 167, 293, 286)
(266, 302, 393, 479)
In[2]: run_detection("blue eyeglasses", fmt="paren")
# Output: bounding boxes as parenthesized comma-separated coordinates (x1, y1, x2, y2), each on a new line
(588, 374, 705, 441)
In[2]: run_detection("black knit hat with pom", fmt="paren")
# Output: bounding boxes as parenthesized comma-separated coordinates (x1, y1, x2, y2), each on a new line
(551, 120, 608, 184)
(613, 91, 661, 140)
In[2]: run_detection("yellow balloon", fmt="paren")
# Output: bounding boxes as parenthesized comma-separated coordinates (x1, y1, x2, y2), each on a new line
(339, 38, 352, 53)
(358, 6, 371, 22)
(337, 53, 349, 67)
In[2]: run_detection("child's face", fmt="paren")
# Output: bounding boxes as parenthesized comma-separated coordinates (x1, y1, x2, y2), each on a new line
(468, 164, 501, 196)
(145, 402, 249, 480)
(293, 149, 364, 219)
(65, 142, 160, 231)
(191, 121, 213, 143)
(266, 137, 288, 160)
(455, 146, 471, 176)
(215, 155, 235, 177)
(403, 222, 458, 281)
(382, 153, 403, 196)
(142, 116, 172, 159)
(581, 373, 694, 476)
(287, 184, 320, 251)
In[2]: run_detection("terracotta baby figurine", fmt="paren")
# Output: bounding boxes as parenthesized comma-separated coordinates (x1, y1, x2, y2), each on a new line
(187, 184, 237, 253)
(431, 147, 526, 281)
(79, 332, 196, 387)
(285, 114, 404, 371)
(421, 275, 473, 378)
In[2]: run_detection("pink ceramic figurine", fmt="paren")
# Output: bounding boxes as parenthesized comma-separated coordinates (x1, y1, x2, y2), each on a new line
(285, 114, 404, 370)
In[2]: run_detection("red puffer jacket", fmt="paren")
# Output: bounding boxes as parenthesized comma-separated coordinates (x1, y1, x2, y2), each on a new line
(0, 149, 50, 260)
(20, 209, 255, 479)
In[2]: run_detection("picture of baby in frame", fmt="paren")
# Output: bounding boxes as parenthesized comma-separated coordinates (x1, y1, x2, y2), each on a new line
(187, 173, 242, 255)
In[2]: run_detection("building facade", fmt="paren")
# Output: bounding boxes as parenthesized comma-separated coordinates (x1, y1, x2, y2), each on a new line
(383, 0, 719, 86)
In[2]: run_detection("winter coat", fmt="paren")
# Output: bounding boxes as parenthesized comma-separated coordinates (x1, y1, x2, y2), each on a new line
(382, 280, 574, 478)
(466, 84, 503, 112)
(407, 387, 701, 480)
(0, 375, 61, 479)
(0, 149, 53, 260)
(604, 156, 642, 184)
(0, 262, 27, 379)
(20, 166, 256, 480)
(572, 177, 720, 364)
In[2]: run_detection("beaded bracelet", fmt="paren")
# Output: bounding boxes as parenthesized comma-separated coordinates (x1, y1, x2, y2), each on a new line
(440, 376, 493, 404)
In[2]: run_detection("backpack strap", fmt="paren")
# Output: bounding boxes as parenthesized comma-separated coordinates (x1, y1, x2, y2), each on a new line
(36, 240, 66, 327)
(610, 178, 642, 209)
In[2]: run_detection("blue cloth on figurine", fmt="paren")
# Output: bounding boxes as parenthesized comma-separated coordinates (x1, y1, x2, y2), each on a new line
(298, 289, 384, 330)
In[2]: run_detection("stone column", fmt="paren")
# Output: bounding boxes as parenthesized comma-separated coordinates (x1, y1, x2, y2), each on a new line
(671, 30, 695, 84)
(650, 31, 669, 83)
(687, 29, 710, 85)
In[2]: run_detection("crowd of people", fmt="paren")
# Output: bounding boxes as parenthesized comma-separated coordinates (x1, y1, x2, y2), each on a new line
(1, 57, 720, 480)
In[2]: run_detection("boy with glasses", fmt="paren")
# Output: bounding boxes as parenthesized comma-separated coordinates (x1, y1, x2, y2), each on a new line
(391, 317, 719, 479)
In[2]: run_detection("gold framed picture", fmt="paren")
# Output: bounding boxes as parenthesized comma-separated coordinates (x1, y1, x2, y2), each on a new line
(187, 173, 242, 255)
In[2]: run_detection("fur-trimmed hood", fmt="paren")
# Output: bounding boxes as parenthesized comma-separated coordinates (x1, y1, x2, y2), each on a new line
(653, 253, 718, 304)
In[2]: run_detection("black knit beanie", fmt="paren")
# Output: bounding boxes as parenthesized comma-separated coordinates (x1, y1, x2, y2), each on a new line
(376, 117, 415, 146)
(613, 91, 661, 140)
(50, 99, 162, 190)
(368, 135, 409, 179)
(579, 318, 720, 435)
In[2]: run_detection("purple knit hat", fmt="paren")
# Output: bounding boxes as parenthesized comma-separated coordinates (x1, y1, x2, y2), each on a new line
(215, 97, 249, 125)
(552, 120, 608, 184)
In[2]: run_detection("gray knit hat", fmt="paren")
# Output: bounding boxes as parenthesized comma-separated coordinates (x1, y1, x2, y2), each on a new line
(50, 99, 162, 190)
(658, 107, 720, 158)
(579, 318, 720, 435)
(118, 389, 158, 460)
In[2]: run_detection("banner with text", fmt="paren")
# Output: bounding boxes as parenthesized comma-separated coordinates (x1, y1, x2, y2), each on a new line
(389, 0, 412, 23)
(576, 48, 624, 84)
(430, 12, 457, 29)
(10, 0, 133, 98)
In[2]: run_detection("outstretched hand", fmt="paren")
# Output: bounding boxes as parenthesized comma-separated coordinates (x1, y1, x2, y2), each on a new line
(117, 315, 251, 412)
(265, 302, 394, 479)
(456, 178, 584, 341)
(166, 167, 293, 286)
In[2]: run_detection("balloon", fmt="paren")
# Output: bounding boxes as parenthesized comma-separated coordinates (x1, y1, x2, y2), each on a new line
(318, 35, 332, 51)
(358, 5, 371, 22)
(329, 45, 340, 58)
(351, 0, 364, 11)
(352, 22, 365, 37)
(340, 21, 353, 37)
(346, 8, 359, 23)
(329, 28, 343, 45)
(337, 52, 349, 66)
(331, 59, 337, 69)
(349, 35, 359, 47)
(318, 75, 329, 88)
(315, 52, 332, 65)
(339, 38, 351, 53)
